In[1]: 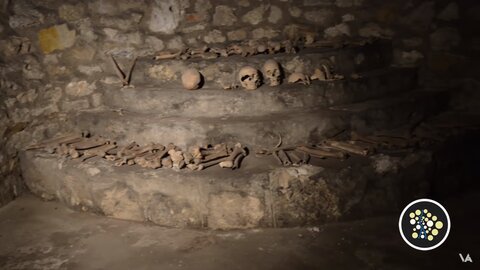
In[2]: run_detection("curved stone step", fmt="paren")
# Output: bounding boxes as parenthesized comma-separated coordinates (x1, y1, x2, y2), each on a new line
(20, 145, 435, 229)
(121, 39, 392, 86)
(101, 67, 417, 118)
(52, 90, 449, 149)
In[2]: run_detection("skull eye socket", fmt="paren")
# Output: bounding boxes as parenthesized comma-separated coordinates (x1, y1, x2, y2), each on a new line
(241, 75, 252, 81)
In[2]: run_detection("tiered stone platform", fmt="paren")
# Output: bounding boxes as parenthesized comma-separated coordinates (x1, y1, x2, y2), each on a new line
(20, 40, 458, 229)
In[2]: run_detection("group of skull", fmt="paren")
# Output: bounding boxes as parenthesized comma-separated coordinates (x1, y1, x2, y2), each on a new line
(181, 60, 336, 91)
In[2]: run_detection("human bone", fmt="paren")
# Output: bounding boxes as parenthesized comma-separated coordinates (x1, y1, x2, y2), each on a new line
(238, 66, 261, 90)
(262, 60, 282, 86)
(287, 72, 311, 85)
(181, 68, 202, 90)
(310, 68, 327, 81)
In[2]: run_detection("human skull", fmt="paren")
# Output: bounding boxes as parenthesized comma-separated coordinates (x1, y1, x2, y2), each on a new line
(262, 59, 282, 86)
(238, 66, 261, 90)
(181, 68, 202, 90)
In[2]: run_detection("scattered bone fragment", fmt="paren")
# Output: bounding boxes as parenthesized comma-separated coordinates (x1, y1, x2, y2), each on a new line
(218, 143, 247, 168)
(187, 163, 202, 171)
(161, 156, 173, 168)
(310, 68, 327, 81)
(267, 41, 281, 54)
(69, 147, 81, 159)
(287, 72, 311, 85)
(183, 152, 193, 165)
(190, 146, 203, 164)
(168, 149, 185, 170)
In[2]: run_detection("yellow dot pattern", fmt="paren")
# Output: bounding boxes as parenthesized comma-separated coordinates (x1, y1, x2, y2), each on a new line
(407, 208, 445, 243)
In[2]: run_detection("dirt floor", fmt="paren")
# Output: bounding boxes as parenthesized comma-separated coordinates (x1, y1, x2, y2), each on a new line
(0, 193, 478, 270)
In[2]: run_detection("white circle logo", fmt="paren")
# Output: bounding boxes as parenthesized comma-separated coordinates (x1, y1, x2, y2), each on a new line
(398, 198, 451, 251)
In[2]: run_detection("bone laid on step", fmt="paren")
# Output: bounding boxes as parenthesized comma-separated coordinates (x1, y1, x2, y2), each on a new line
(82, 143, 118, 161)
(296, 146, 347, 159)
(323, 140, 370, 156)
(277, 150, 292, 166)
(70, 136, 110, 150)
(351, 131, 412, 148)
(201, 144, 229, 162)
(161, 156, 173, 168)
(26, 134, 83, 150)
(115, 143, 164, 166)
(135, 151, 162, 169)
(168, 149, 185, 170)
(219, 143, 247, 169)
(287, 150, 304, 165)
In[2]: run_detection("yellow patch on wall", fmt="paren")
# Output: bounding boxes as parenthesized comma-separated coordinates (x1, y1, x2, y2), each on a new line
(38, 24, 76, 54)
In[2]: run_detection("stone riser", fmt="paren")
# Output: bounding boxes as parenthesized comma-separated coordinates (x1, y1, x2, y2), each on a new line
(61, 90, 448, 149)
(20, 149, 434, 229)
(102, 67, 417, 118)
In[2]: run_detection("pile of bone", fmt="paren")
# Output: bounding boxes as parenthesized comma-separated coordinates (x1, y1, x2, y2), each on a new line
(155, 40, 298, 61)
(255, 137, 372, 167)
(26, 134, 247, 171)
(255, 130, 435, 167)
(154, 38, 377, 61)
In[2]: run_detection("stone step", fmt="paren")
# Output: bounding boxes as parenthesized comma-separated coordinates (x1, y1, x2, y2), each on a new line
(120, 39, 393, 86)
(19, 144, 435, 229)
(101, 67, 417, 118)
(57, 89, 449, 149)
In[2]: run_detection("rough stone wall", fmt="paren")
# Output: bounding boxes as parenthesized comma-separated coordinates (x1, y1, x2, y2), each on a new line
(0, 0, 477, 207)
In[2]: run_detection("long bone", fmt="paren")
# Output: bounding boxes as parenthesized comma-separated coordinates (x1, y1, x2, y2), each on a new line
(82, 143, 117, 161)
(322, 140, 370, 156)
(296, 146, 347, 159)
(115, 143, 164, 166)
(110, 55, 137, 87)
(26, 134, 83, 151)
(70, 136, 110, 150)
(277, 149, 292, 166)
(201, 144, 229, 162)
(219, 143, 247, 168)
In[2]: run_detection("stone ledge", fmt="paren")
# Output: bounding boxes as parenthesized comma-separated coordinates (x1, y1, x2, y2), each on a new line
(20, 147, 436, 229)
(102, 67, 417, 118)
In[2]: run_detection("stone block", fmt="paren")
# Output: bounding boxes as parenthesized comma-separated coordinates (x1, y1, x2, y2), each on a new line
(38, 24, 76, 54)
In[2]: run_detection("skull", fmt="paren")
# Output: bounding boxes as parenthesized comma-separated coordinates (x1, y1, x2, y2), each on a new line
(287, 72, 311, 85)
(262, 59, 282, 86)
(181, 68, 202, 90)
(238, 66, 261, 90)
